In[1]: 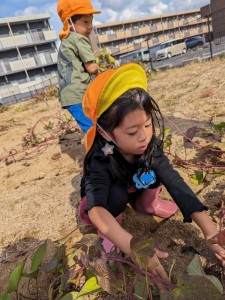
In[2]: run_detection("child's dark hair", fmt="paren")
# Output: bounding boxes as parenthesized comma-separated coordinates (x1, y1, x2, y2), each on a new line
(84, 88, 164, 181)
(70, 15, 82, 23)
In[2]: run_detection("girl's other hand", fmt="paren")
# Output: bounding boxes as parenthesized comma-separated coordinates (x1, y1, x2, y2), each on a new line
(191, 211, 225, 267)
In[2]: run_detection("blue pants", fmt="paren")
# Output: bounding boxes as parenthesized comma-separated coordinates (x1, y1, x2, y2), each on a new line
(66, 103, 93, 133)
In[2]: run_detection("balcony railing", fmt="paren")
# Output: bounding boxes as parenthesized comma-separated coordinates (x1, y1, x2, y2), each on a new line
(150, 25, 157, 32)
(184, 31, 191, 38)
(168, 22, 174, 29)
(152, 37, 159, 44)
(0, 50, 58, 75)
(0, 75, 58, 105)
(134, 44, 141, 50)
(0, 29, 57, 50)
(138, 27, 151, 35)
(108, 33, 117, 41)
(131, 29, 139, 36)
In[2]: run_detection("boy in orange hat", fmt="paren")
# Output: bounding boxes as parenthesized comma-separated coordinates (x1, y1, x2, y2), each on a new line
(57, 0, 101, 132)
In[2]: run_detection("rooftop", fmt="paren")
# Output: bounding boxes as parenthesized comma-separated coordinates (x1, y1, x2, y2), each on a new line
(0, 14, 51, 25)
(94, 9, 200, 28)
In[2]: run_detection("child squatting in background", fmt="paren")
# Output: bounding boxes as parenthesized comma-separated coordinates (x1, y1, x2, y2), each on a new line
(57, 0, 101, 133)
(79, 63, 225, 281)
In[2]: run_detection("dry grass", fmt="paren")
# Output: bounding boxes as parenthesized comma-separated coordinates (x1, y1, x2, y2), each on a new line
(149, 58, 225, 125)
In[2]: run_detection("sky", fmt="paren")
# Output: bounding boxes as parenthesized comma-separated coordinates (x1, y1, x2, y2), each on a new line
(0, 0, 210, 39)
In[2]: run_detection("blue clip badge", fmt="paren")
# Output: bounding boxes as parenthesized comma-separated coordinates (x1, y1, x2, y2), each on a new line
(133, 168, 156, 189)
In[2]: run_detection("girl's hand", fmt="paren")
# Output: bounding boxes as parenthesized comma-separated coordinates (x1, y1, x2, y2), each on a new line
(147, 249, 170, 290)
(208, 243, 225, 267)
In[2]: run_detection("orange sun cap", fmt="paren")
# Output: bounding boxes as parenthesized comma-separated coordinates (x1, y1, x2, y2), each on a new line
(57, 0, 101, 40)
(83, 63, 148, 153)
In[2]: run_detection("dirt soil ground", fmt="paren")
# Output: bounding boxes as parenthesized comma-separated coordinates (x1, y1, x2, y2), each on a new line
(0, 58, 225, 298)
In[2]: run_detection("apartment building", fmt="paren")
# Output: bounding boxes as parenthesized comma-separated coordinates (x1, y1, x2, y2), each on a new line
(92, 9, 209, 58)
(201, 0, 225, 41)
(0, 14, 58, 104)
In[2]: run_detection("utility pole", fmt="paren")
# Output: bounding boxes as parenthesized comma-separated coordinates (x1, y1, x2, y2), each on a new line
(207, 15, 213, 59)
(147, 38, 154, 69)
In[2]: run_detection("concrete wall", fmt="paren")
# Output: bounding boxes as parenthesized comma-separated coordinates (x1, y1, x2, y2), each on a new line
(201, 0, 225, 40)
(211, 0, 225, 39)
(200, 5, 211, 18)
(211, 0, 225, 12)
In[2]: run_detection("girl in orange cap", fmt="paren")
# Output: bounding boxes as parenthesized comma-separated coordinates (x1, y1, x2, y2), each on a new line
(79, 63, 225, 281)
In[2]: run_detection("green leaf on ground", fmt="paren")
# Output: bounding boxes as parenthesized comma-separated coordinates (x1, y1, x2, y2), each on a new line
(31, 241, 47, 273)
(78, 276, 102, 297)
(213, 122, 225, 131)
(134, 275, 149, 299)
(190, 171, 205, 185)
(160, 274, 223, 300)
(60, 292, 85, 300)
(164, 128, 171, 135)
(187, 254, 223, 294)
(7, 259, 26, 293)
(1, 294, 11, 300)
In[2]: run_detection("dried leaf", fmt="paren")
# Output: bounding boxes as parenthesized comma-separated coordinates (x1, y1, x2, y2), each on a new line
(89, 258, 117, 294)
(213, 142, 225, 152)
(73, 234, 102, 267)
(130, 235, 155, 269)
(51, 152, 61, 160)
(183, 126, 197, 148)
(208, 133, 221, 142)
(74, 234, 102, 252)
(42, 245, 65, 273)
